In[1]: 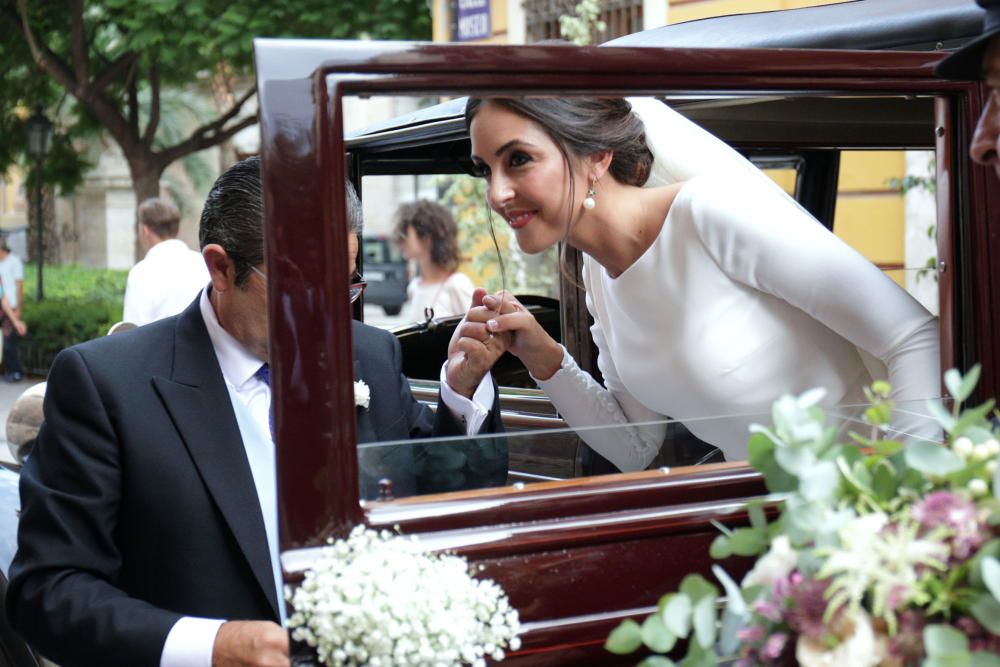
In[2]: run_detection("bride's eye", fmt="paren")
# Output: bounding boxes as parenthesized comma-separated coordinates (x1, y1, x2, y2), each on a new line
(509, 151, 531, 168)
(470, 161, 490, 179)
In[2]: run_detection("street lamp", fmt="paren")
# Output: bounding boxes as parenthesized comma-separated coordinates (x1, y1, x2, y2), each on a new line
(25, 106, 52, 301)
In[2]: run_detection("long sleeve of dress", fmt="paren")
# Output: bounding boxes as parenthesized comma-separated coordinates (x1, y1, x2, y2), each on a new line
(534, 298, 668, 473)
(687, 177, 940, 440)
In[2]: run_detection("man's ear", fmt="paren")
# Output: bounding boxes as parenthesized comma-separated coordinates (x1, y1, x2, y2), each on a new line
(202, 244, 235, 292)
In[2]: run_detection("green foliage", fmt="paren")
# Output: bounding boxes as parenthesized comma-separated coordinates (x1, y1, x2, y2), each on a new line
(559, 0, 606, 45)
(19, 264, 127, 373)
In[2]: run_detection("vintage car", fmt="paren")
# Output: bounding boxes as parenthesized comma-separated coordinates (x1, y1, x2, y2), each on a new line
(0, 0, 993, 664)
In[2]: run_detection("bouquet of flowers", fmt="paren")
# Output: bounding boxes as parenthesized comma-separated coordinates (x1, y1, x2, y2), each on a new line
(607, 367, 1000, 667)
(287, 525, 521, 666)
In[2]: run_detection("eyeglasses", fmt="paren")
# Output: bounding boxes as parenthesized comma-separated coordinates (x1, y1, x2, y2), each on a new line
(350, 279, 367, 304)
(253, 265, 366, 304)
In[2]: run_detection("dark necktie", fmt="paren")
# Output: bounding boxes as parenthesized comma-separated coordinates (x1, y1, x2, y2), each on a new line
(254, 363, 275, 440)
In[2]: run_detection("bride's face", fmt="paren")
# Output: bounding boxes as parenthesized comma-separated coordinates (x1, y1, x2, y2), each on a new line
(469, 102, 588, 254)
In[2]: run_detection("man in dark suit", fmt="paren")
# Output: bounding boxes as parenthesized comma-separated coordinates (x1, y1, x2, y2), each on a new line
(937, 0, 1000, 180)
(6, 157, 507, 666)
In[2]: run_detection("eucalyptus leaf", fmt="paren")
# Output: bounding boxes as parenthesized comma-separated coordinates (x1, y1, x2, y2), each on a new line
(748, 502, 767, 531)
(927, 399, 958, 431)
(971, 653, 1000, 667)
(638, 657, 676, 667)
(871, 461, 898, 502)
(681, 640, 719, 667)
(774, 442, 816, 476)
(692, 595, 718, 649)
(970, 540, 1000, 589)
(662, 593, 692, 638)
(641, 613, 677, 653)
(679, 575, 718, 604)
(709, 535, 732, 560)
(904, 440, 965, 476)
(953, 400, 997, 437)
(799, 460, 840, 502)
(717, 607, 743, 657)
(981, 557, 1000, 603)
(970, 593, 1000, 636)
(605, 619, 643, 655)
(924, 624, 969, 656)
(872, 439, 904, 457)
(959, 364, 982, 403)
(729, 528, 767, 557)
(712, 564, 748, 616)
(945, 368, 966, 403)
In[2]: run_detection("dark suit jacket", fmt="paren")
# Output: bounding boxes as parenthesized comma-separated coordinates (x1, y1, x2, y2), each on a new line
(6, 298, 504, 666)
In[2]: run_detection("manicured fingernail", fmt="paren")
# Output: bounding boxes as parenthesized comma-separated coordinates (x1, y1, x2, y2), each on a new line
(487, 319, 498, 331)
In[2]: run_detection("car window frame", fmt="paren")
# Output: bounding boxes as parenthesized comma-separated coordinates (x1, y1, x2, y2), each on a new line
(255, 40, 981, 563)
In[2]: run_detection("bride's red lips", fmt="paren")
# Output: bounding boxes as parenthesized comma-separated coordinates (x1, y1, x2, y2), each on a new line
(505, 210, 535, 229)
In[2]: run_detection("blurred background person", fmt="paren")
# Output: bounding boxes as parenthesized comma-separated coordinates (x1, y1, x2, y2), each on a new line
(394, 199, 474, 322)
(123, 197, 210, 326)
(0, 237, 25, 381)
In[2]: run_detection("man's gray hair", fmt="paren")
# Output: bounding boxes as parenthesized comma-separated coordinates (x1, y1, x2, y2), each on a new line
(345, 180, 363, 235)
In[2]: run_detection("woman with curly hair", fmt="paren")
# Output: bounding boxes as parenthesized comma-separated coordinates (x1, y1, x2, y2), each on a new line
(394, 199, 475, 322)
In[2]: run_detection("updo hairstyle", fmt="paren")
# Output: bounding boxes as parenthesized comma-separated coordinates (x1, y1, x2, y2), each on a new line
(464, 97, 653, 187)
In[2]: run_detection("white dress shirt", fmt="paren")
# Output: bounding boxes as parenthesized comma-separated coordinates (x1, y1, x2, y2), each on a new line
(124, 239, 210, 326)
(160, 288, 495, 666)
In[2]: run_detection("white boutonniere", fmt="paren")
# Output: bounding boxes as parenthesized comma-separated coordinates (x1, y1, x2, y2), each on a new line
(354, 380, 370, 409)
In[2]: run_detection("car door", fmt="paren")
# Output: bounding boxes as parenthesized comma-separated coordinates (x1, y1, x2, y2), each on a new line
(254, 40, 989, 664)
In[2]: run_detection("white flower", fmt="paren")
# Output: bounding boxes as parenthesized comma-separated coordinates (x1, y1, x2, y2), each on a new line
(795, 610, 887, 667)
(354, 381, 370, 409)
(953, 436, 974, 457)
(287, 526, 520, 666)
(742, 535, 797, 589)
(969, 478, 989, 497)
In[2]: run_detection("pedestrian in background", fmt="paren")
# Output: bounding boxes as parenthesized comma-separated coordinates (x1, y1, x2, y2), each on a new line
(394, 199, 474, 322)
(123, 197, 209, 326)
(0, 237, 25, 382)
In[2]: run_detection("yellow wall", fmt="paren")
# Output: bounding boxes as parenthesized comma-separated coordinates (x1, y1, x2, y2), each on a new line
(668, 0, 843, 24)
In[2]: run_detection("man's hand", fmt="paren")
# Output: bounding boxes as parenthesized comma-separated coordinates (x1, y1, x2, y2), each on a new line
(445, 288, 510, 398)
(212, 620, 289, 667)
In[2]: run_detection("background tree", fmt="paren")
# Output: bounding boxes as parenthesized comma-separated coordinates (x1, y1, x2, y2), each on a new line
(1, 0, 432, 204)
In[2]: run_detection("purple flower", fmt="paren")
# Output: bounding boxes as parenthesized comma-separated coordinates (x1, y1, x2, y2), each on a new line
(762, 632, 789, 661)
(911, 491, 988, 560)
(785, 577, 834, 642)
(738, 624, 766, 643)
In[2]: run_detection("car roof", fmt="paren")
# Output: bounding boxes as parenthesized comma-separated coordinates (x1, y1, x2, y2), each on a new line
(605, 0, 983, 51)
(347, 0, 981, 144)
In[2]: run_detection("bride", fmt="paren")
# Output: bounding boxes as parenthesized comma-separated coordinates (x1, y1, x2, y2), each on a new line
(464, 96, 940, 470)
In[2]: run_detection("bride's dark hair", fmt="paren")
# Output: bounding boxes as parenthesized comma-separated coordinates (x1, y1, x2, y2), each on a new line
(464, 97, 653, 187)
(465, 97, 654, 288)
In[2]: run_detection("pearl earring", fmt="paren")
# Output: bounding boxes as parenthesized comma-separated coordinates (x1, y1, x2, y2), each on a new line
(582, 179, 597, 210)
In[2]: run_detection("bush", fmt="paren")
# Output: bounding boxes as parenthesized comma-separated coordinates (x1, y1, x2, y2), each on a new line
(19, 265, 127, 375)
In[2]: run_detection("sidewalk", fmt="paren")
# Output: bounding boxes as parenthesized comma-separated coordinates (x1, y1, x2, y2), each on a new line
(0, 375, 42, 465)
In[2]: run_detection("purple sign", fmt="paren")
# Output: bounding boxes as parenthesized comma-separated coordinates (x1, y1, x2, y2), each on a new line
(455, 0, 491, 42)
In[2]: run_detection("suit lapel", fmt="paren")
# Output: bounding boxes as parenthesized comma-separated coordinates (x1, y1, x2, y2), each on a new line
(354, 356, 377, 444)
(151, 299, 279, 619)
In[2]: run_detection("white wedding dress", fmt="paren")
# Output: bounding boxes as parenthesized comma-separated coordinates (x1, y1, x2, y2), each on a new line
(533, 99, 940, 470)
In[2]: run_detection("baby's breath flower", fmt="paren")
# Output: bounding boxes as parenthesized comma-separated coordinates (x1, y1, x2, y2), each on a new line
(953, 436, 974, 457)
(969, 478, 989, 497)
(287, 525, 520, 666)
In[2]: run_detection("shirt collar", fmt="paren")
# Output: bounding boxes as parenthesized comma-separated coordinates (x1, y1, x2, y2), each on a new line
(199, 287, 265, 390)
(145, 238, 190, 260)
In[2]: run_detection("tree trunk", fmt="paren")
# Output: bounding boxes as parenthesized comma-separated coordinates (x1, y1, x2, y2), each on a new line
(130, 163, 164, 262)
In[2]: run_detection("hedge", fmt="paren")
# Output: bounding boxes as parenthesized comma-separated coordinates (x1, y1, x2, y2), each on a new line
(18, 264, 127, 376)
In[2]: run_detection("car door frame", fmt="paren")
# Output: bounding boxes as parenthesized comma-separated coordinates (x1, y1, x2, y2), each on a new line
(254, 41, 984, 663)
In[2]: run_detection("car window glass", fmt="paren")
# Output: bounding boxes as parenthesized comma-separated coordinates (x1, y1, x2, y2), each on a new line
(345, 93, 944, 503)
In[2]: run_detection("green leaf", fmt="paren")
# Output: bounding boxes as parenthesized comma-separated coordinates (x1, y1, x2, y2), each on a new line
(709, 535, 732, 560)
(905, 440, 965, 476)
(924, 624, 969, 656)
(982, 556, 1000, 603)
(712, 564, 747, 616)
(638, 657, 676, 667)
(662, 593, 692, 638)
(958, 365, 982, 403)
(692, 595, 718, 649)
(774, 441, 816, 476)
(970, 540, 1000, 588)
(971, 652, 1000, 667)
(953, 400, 997, 437)
(872, 439, 904, 456)
(748, 433, 797, 492)
(679, 575, 718, 604)
(729, 528, 768, 557)
(799, 460, 840, 502)
(927, 399, 958, 431)
(641, 614, 677, 653)
(970, 593, 1000, 636)
(681, 640, 719, 667)
(605, 619, 643, 655)
(748, 501, 768, 531)
(871, 461, 898, 502)
(945, 368, 967, 403)
(995, 455, 1000, 501)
